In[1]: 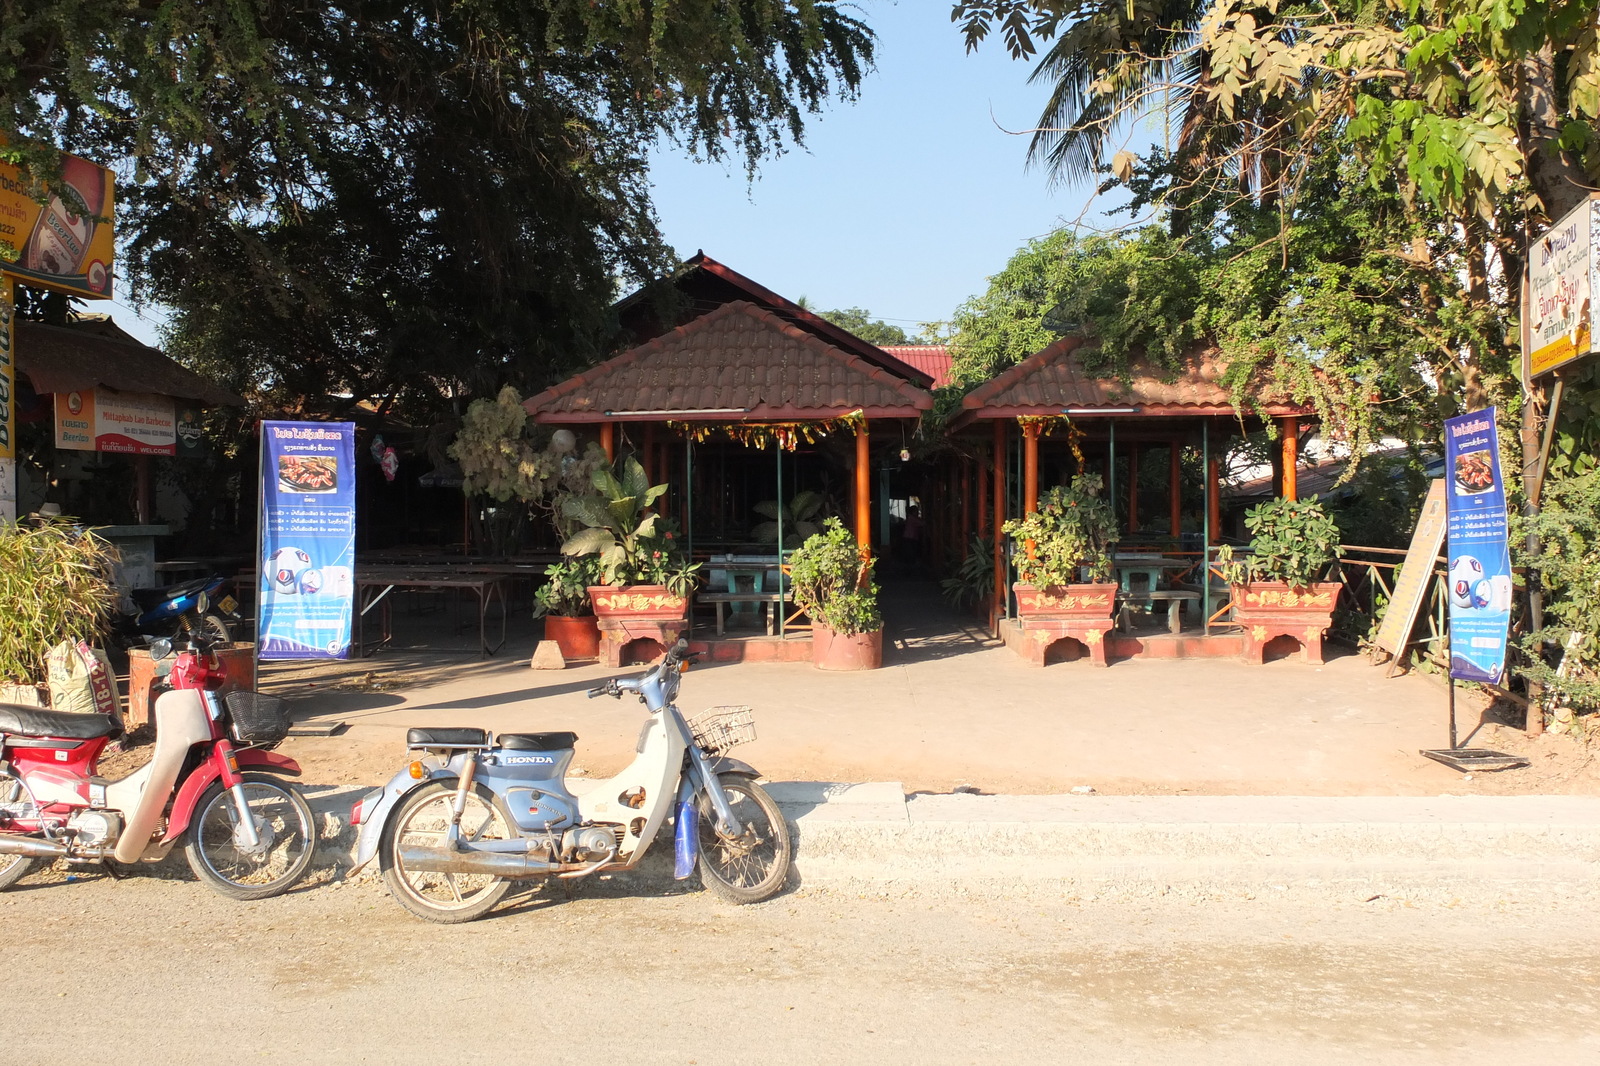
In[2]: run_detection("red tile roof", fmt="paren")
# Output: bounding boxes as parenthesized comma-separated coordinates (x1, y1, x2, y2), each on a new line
(523, 301, 933, 422)
(952, 336, 1311, 424)
(16, 318, 243, 406)
(880, 346, 952, 388)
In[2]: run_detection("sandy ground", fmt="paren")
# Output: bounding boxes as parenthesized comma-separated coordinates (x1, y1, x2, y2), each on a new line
(197, 579, 1600, 799)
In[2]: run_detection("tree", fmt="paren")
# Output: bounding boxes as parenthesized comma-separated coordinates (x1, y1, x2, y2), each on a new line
(819, 307, 912, 346)
(2, 2, 876, 416)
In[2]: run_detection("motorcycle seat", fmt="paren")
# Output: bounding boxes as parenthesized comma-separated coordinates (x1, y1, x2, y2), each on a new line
(405, 727, 489, 748)
(0, 704, 123, 740)
(131, 577, 212, 609)
(498, 731, 577, 751)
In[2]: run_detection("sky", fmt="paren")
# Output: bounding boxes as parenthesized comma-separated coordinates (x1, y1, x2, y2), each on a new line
(107, 1, 1122, 349)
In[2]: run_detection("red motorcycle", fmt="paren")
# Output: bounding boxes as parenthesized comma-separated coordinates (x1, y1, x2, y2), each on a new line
(0, 635, 315, 898)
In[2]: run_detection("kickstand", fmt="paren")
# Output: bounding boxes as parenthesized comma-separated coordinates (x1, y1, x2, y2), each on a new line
(99, 860, 127, 881)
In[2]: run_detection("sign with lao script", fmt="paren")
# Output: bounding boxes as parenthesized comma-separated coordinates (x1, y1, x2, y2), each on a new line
(1443, 410, 1513, 683)
(257, 421, 356, 660)
(1526, 195, 1600, 379)
(53, 388, 177, 455)
(1373, 479, 1447, 664)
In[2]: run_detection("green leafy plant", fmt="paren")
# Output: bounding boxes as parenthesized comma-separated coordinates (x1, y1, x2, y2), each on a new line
(1001, 475, 1119, 586)
(0, 519, 121, 686)
(1226, 496, 1342, 590)
(752, 490, 827, 547)
(940, 535, 996, 608)
(788, 518, 881, 636)
(1514, 468, 1600, 711)
(560, 455, 699, 591)
(532, 556, 605, 618)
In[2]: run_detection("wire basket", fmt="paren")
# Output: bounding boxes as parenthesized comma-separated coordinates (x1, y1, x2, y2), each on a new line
(225, 691, 290, 749)
(688, 706, 756, 755)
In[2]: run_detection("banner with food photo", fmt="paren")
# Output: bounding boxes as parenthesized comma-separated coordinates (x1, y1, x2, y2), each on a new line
(258, 420, 356, 659)
(1442, 408, 1513, 683)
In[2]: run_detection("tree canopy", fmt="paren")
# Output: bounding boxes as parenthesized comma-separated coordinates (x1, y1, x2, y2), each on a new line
(2, 1, 876, 415)
(819, 306, 915, 346)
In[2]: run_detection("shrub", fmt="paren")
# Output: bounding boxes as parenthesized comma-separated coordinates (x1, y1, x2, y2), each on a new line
(0, 519, 121, 686)
(789, 518, 881, 636)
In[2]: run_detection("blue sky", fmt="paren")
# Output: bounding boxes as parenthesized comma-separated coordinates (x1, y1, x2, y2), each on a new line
(110, 1, 1119, 348)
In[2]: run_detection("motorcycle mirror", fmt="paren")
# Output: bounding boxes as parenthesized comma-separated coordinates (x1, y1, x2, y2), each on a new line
(148, 637, 174, 661)
(195, 591, 210, 614)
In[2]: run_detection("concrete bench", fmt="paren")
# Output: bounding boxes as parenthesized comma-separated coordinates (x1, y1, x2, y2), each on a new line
(698, 591, 794, 636)
(1117, 589, 1201, 634)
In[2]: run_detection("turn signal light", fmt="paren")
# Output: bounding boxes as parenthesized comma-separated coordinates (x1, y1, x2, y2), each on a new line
(678, 659, 692, 674)
(224, 752, 240, 773)
(408, 761, 425, 780)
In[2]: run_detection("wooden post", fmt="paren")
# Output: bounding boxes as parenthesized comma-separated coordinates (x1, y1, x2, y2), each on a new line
(1023, 421, 1040, 514)
(600, 421, 615, 463)
(1280, 416, 1299, 501)
(134, 455, 153, 525)
(960, 458, 971, 558)
(1169, 442, 1182, 537)
(1206, 440, 1222, 539)
(992, 420, 1007, 631)
(977, 452, 990, 543)
(854, 419, 871, 549)
(1127, 444, 1139, 531)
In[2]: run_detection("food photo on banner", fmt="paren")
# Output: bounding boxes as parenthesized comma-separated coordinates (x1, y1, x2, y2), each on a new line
(257, 421, 356, 659)
(1442, 408, 1514, 683)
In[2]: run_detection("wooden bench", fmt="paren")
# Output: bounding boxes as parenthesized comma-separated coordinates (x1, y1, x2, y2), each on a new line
(697, 591, 794, 636)
(1117, 589, 1201, 634)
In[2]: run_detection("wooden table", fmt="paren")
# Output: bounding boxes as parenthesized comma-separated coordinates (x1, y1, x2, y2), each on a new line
(356, 567, 508, 657)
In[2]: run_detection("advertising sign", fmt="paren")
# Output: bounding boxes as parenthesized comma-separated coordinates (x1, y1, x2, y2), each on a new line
(53, 389, 177, 455)
(0, 147, 116, 300)
(1526, 196, 1600, 379)
(258, 421, 356, 660)
(1443, 409, 1514, 683)
(0, 277, 13, 521)
(1373, 479, 1447, 664)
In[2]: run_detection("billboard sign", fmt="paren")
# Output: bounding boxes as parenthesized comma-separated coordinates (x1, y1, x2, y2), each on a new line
(1526, 196, 1600, 379)
(257, 421, 356, 660)
(1443, 408, 1514, 683)
(53, 388, 177, 455)
(0, 147, 116, 300)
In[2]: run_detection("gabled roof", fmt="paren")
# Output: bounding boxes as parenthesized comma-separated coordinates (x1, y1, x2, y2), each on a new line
(523, 300, 933, 423)
(952, 336, 1311, 426)
(613, 252, 935, 389)
(881, 345, 952, 388)
(16, 317, 243, 406)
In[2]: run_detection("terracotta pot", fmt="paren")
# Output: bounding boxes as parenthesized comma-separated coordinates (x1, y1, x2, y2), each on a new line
(1229, 581, 1340, 621)
(1012, 582, 1118, 621)
(127, 642, 255, 729)
(543, 614, 600, 660)
(811, 622, 883, 671)
(587, 585, 689, 621)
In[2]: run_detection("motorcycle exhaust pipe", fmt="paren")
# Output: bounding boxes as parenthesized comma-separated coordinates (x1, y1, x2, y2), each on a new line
(0, 836, 71, 859)
(398, 845, 569, 878)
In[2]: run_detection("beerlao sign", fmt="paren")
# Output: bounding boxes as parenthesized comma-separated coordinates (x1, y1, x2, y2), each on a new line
(1526, 195, 1600, 380)
(53, 389, 177, 456)
(0, 145, 116, 300)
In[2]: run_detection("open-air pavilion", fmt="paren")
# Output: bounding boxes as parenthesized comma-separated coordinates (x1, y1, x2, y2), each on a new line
(945, 336, 1317, 661)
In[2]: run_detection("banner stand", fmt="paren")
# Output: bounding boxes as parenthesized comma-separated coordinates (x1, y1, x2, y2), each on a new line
(1420, 675, 1529, 773)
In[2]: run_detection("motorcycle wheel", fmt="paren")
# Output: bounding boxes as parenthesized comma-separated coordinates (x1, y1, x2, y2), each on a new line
(0, 770, 36, 890)
(198, 613, 233, 646)
(380, 781, 513, 924)
(696, 774, 791, 905)
(185, 774, 316, 900)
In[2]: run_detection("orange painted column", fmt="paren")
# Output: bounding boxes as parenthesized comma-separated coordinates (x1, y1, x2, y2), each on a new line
(1206, 446, 1222, 539)
(600, 421, 615, 463)
(1169, 442, 1182, 537)
(854, 420, 871, 549)
(1280, 417, 1300, 501)
(1023, 421, 1040, 514)
(992, 419, 1007, 629)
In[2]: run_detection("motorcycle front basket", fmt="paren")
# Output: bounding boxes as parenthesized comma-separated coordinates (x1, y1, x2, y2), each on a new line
(224, 691, 290, 749)
(687, 706, 756, 755)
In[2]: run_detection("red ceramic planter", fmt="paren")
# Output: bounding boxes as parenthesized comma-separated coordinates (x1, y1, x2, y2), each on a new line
(1012, 582, 1118, 621)
(811, 622, 883, 671)
(543, 614, 600, 660)
(587, 585, 689, 620)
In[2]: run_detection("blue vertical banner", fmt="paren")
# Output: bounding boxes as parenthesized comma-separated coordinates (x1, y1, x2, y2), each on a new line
(1442, 408, 1513, 682)
(258, 421, 356, 659)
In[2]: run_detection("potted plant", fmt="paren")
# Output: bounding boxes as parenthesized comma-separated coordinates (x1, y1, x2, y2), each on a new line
(788, 518, 883, 670)
(0, 517, 121, 704)
(532, 556, 604, 660)
(1001, 475, 1119, 622)
(1214, 495, 1342, 663)
(560, 456, 700, 622)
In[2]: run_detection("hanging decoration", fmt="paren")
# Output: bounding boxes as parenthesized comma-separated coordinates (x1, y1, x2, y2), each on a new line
(667, 409, 865, 452)
(1016, 415, 1086, 465)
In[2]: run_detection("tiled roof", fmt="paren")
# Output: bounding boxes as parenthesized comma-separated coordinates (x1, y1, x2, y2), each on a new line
(16, 318, 243, 406)
(524, 301, 933, 422)
(956, 336, 1310, 420)
(881, 346, 952, 388)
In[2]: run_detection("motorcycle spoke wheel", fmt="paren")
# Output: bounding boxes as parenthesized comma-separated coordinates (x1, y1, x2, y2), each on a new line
(199, 613, 233, 646)
(185, 775, 316, 900)
(380, 782, 512, 924)
(0, 771, 36, 890)
(696, 775, 791, 905)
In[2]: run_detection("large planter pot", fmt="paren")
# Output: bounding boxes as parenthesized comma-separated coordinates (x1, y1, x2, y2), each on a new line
(810, 621, 883, 671)
(587, 585, 689, 621)
(542, 614, 600, 660)
(1229, 581, 1341, 664)
(1012, 582, 1118, 621)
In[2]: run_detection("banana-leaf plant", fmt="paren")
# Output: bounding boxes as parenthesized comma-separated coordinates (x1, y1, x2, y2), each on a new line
(559, 456, 700, 591)
(752, 490, 827, 547)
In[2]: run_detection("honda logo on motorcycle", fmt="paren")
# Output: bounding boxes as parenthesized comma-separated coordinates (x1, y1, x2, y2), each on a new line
(501, 754, 555, 765)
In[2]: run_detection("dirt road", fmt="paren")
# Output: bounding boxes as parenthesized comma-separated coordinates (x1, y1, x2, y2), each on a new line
(6, 867, 1597, 1065)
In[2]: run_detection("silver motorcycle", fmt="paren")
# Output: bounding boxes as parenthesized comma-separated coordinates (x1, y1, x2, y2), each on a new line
(347, 641, 791, 922)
